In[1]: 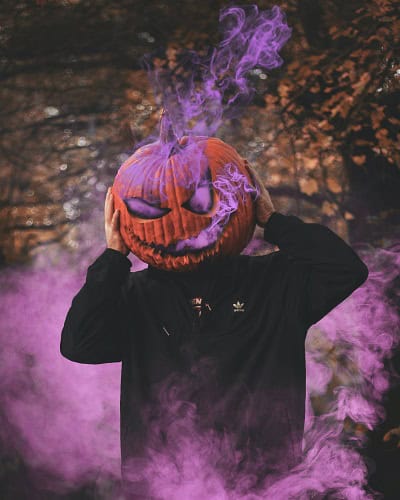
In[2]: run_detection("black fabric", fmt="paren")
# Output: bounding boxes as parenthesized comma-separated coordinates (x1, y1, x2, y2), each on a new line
(60, 211, 369, 499)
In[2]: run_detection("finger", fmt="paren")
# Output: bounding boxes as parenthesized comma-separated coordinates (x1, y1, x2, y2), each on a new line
(105, 187, 110, 211)
(105, 188, 114, 225)
(246, 167, 256, 187)
(111, 209, 120, 231)
(251, 167, 265, 188)
(243, 161, 257, 187)
(247, 162, 265, 188)
(243, 159, 254, 178)
(244, 162, 263, 201)
(104, 187, 109, 212)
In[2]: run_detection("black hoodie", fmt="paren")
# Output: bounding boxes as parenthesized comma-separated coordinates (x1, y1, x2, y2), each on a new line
(60, 212, 369, 498)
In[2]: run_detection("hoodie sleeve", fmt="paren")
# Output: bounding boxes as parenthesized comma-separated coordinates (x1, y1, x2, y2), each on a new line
(263, 212, 369, 328)
(60, 248, 132, 364)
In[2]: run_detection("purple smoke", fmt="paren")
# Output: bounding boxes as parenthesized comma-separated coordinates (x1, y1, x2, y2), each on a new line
(0, 208, 398, 499)
(144, 4, 292, 139)
(0, 264, 122, 493)
(174, 162, 257, 252)
(210, 161, 258, 229)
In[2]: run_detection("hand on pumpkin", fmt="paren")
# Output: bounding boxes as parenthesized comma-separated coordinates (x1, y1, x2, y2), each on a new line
(105, 187, 130, 257)
(245, 162, 276, 227)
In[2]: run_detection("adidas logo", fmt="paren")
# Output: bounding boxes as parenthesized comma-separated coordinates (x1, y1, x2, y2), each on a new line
(233, 300, 245, 312)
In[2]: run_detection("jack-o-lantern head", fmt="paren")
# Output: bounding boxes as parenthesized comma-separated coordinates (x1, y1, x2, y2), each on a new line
(112, 133, 257, 271)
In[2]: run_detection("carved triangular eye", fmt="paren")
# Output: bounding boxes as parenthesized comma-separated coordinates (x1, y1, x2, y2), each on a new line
(124, 197, 171, 219)
(181, 168, 214, 215)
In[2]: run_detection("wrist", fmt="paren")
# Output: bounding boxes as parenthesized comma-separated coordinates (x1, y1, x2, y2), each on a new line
(257, 210, 276, 227)
(107, 245, 129, 257)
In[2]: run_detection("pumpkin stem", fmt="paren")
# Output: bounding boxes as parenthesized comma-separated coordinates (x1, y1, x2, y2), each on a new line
(159, 108, 177, 144)
(159, 108, 184, 158)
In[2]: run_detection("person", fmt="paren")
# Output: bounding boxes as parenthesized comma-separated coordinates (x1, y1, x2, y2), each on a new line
(60, 164, 369, 499)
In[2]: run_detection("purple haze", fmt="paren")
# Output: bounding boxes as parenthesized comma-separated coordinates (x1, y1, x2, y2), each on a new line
(144, 4, 292, 138)
(175, 162, 258, 252)
(0, 242, 398, 498)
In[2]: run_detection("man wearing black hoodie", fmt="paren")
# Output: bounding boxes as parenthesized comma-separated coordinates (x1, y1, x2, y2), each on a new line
(60, 165, 369, 499)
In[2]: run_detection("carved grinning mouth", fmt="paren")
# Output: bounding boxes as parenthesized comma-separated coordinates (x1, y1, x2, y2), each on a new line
(127, 225, 223, 257)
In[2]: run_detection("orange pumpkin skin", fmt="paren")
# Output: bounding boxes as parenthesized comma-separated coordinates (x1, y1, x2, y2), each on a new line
(112, 136, 256, 271)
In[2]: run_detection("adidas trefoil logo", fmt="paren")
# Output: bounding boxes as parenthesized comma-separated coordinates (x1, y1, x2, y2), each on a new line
(233, 300, 245, 312)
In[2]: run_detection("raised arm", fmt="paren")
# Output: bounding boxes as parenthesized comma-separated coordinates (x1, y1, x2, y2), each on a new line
(60, 186, 132, 363)
(60, 248, 132, 363)
(245, 163, 368, 328)
(263, 212, 369, 327)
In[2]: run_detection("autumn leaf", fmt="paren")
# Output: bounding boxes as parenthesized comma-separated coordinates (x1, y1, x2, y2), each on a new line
(310, 83, 321, 93)
(299, 177, 319, 196)
(375, 129, 389, 141)
(264, 95, 278, 105)
(352, 155, 366, 165)
(319, 120, 334, 131)
(355, 139, 370, 146)
(352, 72, 371, 94)
(326, 177, 342, 193)
(278, 82, 291, 98)
(371, 106, 385, 130)
(303, 157, 319, 170)
(322, 201, 337, 216)
(324, 155, 337, 167)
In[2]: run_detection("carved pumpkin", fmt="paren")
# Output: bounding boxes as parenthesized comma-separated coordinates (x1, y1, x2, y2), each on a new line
(112, 135, 256, 271)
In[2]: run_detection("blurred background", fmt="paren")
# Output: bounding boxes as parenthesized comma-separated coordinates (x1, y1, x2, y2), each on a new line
(0, 0, 399, 499)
